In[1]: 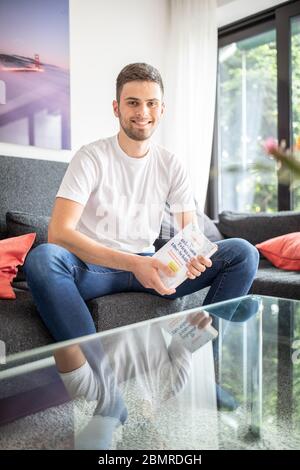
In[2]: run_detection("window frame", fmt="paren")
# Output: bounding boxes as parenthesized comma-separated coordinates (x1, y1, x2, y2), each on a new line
(206, 0, 300, 218)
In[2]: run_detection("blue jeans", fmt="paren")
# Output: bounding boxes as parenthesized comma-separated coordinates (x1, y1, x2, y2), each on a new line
(23, 239, 259, 342)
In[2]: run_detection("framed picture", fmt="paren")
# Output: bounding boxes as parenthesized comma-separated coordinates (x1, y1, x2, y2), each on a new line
(0, 0, 70, 150)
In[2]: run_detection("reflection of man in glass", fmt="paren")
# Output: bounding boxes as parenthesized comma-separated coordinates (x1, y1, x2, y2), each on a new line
(57, 311, 214, 450)
(55, 339, 127, 450)
(58, 299, 260, 450)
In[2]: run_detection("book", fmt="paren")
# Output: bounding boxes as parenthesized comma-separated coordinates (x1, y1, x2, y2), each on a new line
(153, 222, 218, 289)
(163, 311, 218, 353)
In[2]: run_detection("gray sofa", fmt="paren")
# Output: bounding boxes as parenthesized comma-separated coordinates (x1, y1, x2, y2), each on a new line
(1, 155, 300, 356)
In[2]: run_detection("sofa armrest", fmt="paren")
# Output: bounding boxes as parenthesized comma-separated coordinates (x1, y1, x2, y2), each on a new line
(217, 210, 300, 245)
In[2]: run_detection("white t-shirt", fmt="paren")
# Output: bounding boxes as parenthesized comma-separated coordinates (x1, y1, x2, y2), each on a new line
(56, 134, 195, 253)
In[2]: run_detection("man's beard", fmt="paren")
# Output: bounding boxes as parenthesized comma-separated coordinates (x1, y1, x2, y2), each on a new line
(119, 116, 156, 141)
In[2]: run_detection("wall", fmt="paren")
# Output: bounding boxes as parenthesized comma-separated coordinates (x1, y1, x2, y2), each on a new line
(0, 0, 289, 161)
(0, 0, 169, 161)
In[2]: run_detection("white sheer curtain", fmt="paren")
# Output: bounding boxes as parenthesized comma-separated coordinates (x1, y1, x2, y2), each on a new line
(163, 0, 218, 210)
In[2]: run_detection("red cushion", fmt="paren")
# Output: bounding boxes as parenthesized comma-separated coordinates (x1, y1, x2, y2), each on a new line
(256, 232, 300, 270)
(0, 233, 36, 299)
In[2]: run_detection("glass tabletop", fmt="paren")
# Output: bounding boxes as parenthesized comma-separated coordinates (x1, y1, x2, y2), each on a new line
(0, 294, 300, 450)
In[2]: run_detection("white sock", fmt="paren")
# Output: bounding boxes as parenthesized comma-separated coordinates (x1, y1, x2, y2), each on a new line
(75, 415, 121, 450)
(59, 360, 101, 402)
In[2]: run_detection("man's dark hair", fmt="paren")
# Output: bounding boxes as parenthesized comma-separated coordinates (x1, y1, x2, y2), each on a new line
(116, 63, 164, 103)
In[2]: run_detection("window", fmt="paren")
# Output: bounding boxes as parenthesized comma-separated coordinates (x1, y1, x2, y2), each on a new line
(291, 14, 300, 210)
(210, 1, 300, 216)
(218, 29, 277, 212)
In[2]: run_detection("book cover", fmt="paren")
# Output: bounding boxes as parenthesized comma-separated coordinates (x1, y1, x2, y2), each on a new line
(163, 312, 218, 353)
(153, 222, 218, 289)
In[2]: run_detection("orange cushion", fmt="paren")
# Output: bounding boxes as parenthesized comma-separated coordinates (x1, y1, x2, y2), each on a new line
(0, 233, 36, 299)
(256, 232, 300, 270)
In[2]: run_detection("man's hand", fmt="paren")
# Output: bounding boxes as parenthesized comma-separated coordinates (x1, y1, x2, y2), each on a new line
(132, 256, 176, 296)
(188, 311, 212, 329)
(186, 253, 216, 280)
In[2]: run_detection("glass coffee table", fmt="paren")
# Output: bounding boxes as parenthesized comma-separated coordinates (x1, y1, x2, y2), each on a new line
(0, 294, 300, 450)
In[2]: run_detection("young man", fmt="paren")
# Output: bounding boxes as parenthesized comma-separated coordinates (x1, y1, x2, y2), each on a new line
(24, 63, 259, 446)
(25, 62, 259, 336)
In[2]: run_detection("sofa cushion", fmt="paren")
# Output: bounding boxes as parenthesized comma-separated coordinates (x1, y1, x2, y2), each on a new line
(154, 204, 223, 251)
(1, 287, 209, 354)
(6, 211, 50, 282)
(0, 233, 36, 299)
(200, 212, 224, 242)
(218, 210, 300, 246)
(89, 289, 209, 333)
(0, 155, 67, 236)
(250, 259, 300, 300)
(256, 232, 300, 270)
(0, 289, 53, 354)
(6, 211, 49, 248)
